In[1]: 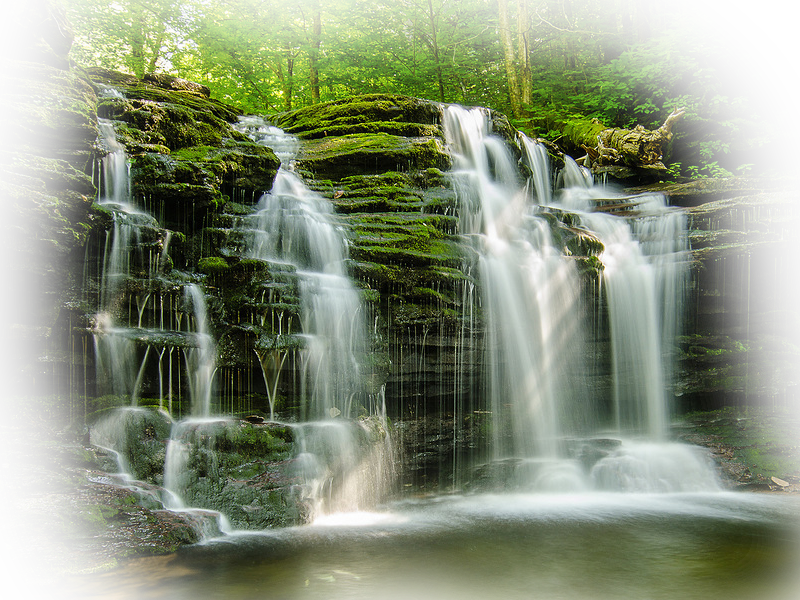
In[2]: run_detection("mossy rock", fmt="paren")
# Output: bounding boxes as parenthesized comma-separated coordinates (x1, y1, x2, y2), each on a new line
(674, 332, 800, 409)
(679, 407, 800, 485)
(4, 61, 99, 162)
(688, 191, 792, 231)
(88, 67, 240, 123)
(297, 133, 450, 178)
(271, 94, 442, 139)
(1, 58, 98, 345)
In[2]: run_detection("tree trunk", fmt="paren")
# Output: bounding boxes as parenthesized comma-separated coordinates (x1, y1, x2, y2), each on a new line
(497, 0, 521, 117)
(517, 0, 532, 107)
(146, 23, 166, 74)
(576, 109, 685, 169)
(427, 0, 446, 102)
(309, 0, 322, 103)
(559, 0, 577, 70)
(128, 5, 147, 78)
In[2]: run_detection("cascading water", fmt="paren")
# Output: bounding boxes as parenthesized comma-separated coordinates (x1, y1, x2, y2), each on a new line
(89, 115, 394, 531)
(93, 119, 162, 402)
(444, 104, 710, 492)
(90, 115, 230, 528)
(444, 106, 586, 466)
(236, 118, 370, 422)
(92, 118, 217, 416)
(183, 283, 217, 418)
(231, 117, 393, 519)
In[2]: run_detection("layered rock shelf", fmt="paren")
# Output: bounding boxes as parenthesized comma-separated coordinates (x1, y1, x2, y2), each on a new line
(7, 46, 795, 437)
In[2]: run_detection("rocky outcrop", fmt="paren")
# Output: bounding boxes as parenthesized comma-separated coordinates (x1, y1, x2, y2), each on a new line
(1, 3, 98, 395)
(0, 57, 278, 393)
(18, 45, 794, 440)
(0, 424, 200, 596)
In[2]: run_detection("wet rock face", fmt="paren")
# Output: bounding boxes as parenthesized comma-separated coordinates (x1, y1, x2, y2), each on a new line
(0, 424, 199, 589)
(678, 186, 800, 408)
(2, 3, 99, 398)
(0, 34, 798, 417)
(0, 57, 279, 393)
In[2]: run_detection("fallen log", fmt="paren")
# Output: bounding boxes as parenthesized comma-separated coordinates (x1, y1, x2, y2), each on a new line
(573, 108, 685, 170)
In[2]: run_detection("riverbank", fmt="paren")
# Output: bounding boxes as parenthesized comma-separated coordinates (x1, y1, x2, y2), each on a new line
(675, 406, 800, 492)
(2, 413, 202, 588)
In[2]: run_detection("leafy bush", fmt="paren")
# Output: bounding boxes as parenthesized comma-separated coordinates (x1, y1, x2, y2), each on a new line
(582, 3, 761, 127)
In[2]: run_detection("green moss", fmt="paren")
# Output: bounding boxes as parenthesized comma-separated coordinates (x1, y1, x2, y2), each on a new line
(298, 136, 448, 177)
(563, 118, 608, 148)
(271, 94, 441, 139)
(54, 504, 119, 540)
(199, 256, 230, 274)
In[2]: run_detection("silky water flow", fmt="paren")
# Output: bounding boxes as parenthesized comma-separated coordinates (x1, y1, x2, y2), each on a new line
(235, 116, 395, 518)
(91, 115, 394, 532)
(79, 107, 800, 600)
(443, 104, 713, 492)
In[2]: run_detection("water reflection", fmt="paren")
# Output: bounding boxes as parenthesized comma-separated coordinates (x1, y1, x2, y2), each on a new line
(73, 492, 800, 600)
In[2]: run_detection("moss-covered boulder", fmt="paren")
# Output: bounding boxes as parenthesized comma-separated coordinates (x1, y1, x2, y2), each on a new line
(166, 418, 302, 529)
(271, 94, 442, 139)
(269, 95, 449, 180)
(0, 423, 200, 596)
(86, 68, 280, 233)
(4, 64, 98, 166)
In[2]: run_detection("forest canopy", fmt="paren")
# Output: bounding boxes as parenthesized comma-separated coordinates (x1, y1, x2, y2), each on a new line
(61, 0, 789, 178)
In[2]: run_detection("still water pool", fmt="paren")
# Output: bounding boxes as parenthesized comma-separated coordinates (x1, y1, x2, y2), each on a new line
(77, 492, 799, 600)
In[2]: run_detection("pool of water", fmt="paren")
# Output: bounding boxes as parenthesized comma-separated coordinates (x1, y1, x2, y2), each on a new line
(75, 492, 800, 600)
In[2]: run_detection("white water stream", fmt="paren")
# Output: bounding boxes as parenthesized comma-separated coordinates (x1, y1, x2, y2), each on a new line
(237, 117, 369, 422)
(444, 105, 702, 490)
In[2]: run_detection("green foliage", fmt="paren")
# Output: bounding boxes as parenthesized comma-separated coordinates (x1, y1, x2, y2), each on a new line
(63, 0, 766, 176)
(65, 0, 183, 77)
(198, 256, 230, 274)
(581, 2, 760, 127)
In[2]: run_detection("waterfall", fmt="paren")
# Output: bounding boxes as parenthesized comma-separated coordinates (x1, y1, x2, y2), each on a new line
(93, 119, 159, 401)
(184, 284, 217, 418)
(444, 105, 585, 460)
(93, 116, 218, 417)
(229, 116, 394, 520)
(237, 118, 368, 421)
(445, 105, 705, 491)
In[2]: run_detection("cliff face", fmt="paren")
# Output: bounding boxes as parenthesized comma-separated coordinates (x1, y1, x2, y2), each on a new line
(0, 57, 97, 390)
(7, 5, 796, 442)
(681, 185, 800, 411)
(4, 60, 283, 403)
